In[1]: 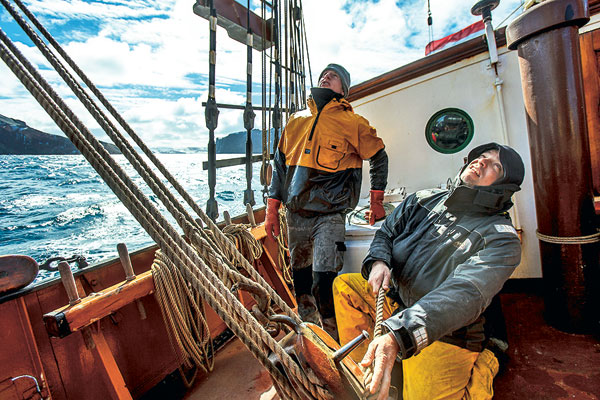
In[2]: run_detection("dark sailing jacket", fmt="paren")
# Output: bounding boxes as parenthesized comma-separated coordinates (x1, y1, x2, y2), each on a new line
(362, 184, 522, 355)
(269, 95, 387, 216)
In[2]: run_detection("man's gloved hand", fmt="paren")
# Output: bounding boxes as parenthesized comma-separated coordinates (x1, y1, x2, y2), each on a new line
(365, 190, 385, 225)
(265, 198, 281, 241)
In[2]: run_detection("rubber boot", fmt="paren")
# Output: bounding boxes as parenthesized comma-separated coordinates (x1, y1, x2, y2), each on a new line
(293, 267, 320, 324)
(483, 294, 509, 374)
(312, 271, 338, 337)
(321, 316, 339, 343)
(297, 294, 321, 325)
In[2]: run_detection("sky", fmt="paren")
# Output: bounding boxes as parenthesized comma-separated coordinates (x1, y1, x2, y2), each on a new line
(0, 0, 523, 149)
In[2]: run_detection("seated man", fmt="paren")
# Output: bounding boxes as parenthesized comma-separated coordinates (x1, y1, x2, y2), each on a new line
(333, 142, 525, 400)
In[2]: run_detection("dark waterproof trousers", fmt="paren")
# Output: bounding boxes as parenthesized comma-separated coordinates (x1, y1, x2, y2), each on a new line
(287, 211, 346, 321)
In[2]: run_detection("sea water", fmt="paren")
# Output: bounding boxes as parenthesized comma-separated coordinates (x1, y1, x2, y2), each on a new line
(0, 154, 267, 282)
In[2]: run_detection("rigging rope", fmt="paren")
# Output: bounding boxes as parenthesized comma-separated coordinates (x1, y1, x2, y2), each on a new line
(261, 0, 270, 203)
(427, 0, 434, 45)
(243, 0, 256, 207)
(535, 229, 600, 245)
(0, 35, 326, 398)
(299, 0, 312, 88)
(206, 0, 219, 220)
(0, 10, 323, 400)
(497, 0, 525, 27)
(2, 0, 322, 397)
(3, 0, 297, 324)
(363, 287, 386, 395)
(276, 207, 293, 285)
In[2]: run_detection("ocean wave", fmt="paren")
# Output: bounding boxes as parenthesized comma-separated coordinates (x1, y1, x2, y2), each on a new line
(1, 154, 265, 275)
(217, 190, 236, 201)
(54, 204, 105, 226)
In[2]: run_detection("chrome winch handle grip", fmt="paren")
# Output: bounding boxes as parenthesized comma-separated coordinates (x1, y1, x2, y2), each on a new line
(332, 330, 370, 363)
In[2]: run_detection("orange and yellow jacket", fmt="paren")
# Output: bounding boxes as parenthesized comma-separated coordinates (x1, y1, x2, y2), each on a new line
(269, 97, 388, 216)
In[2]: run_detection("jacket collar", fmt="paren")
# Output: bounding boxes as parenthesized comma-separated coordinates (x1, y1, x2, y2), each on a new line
(307, 96, 353, 115)
(444, 184, 518, 215)
(444, 174, 519, 215)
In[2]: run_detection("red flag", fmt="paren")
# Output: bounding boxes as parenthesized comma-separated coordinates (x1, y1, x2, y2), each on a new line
(425, 20, 485, 56)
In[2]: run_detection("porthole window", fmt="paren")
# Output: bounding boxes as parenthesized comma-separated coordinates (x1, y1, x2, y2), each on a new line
(425, 108, 474, 154)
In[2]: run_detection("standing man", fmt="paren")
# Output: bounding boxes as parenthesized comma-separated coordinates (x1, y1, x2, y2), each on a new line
(264, 63, 389, 340)
(333, 143, 525, 399)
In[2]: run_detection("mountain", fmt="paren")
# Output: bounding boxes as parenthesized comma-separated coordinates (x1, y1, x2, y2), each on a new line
(215, 129, 276, 154)
(0, 114, 121, 155)
(151, 147, 206, 154)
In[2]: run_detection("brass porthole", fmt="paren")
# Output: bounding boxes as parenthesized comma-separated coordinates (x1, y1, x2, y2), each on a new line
(425, 108, 474, 154)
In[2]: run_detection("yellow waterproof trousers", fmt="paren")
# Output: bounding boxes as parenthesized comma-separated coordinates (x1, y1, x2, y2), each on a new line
(333, 273, 499, 400)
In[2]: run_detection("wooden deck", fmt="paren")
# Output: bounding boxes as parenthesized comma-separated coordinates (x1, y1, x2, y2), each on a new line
(494, 290, 600, 399)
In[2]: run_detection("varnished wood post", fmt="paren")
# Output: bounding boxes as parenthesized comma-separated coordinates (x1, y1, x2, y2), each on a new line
(58, 261, 80, 305)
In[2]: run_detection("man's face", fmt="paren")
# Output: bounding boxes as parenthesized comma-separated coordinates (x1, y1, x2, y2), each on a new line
(460, 149, 504, 187)
(319, 70, 344, 96)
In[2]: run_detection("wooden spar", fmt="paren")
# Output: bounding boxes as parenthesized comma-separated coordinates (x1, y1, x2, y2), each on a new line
(58, 261, 81, 305)
(193, 0, 273, 51)
(224, 210, 233, 226)
(117, 243, 135, 281)
(250, 223, 266, 240)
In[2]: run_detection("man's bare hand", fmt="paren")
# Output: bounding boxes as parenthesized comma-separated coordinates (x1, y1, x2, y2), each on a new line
(368, 261, 391, 296)
(360, 332, 400, 400)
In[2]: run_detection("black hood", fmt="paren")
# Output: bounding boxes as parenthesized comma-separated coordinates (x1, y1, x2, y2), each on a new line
(445, 142, 525, 215)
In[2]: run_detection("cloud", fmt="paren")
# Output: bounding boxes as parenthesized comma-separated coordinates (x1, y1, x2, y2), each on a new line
(0, 0, 523, 148)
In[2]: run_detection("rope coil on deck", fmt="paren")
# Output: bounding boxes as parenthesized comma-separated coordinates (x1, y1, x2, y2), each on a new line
(535, 230, 600, 245)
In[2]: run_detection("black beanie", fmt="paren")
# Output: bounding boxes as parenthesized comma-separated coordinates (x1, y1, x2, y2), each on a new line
(465, 142, 525, 187)
(318, 63, 351, 98)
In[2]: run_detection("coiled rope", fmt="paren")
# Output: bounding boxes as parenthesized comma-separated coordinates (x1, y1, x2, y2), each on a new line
(152, 250, 214, 375)
(223, 224, 263, 262)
